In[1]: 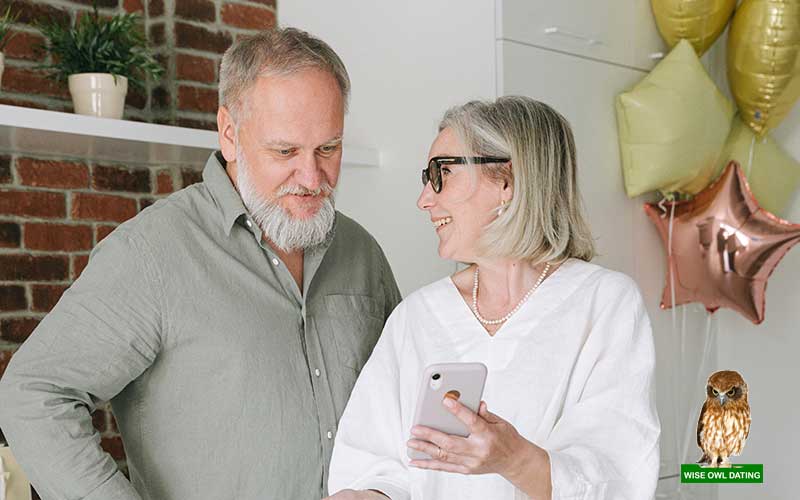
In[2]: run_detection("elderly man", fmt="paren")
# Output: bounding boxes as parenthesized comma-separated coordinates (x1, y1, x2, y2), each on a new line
(0, 28, 401, 500)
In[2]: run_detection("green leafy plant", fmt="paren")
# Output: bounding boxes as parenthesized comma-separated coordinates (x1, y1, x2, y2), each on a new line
(37, 3, 163, 88)
(0, 6, 19, 52)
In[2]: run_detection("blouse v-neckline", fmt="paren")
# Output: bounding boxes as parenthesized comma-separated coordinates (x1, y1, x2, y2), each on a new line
(445, 258, 574, 338)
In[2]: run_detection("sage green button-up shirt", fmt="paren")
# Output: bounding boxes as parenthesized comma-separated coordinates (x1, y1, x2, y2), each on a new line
(0, 152, 402, 500)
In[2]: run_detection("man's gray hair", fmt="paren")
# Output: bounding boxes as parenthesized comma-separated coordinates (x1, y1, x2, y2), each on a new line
(439, 96, 596, 264)
(219, 27, 351, 119)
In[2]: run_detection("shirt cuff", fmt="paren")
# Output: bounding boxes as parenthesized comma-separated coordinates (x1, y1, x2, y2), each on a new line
(350, 478, 410, 500)
(83, 470, 142, 500)
(547, 449, 590, 499)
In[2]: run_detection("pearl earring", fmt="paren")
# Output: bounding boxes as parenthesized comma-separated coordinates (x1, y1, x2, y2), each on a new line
(497, 199, 508, 216)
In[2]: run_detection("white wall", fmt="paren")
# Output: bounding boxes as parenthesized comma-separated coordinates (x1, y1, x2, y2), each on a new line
(279, 0, 497, 296)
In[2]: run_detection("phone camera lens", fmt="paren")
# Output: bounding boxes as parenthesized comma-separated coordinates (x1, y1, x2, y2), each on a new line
(432, 373, 441, 380)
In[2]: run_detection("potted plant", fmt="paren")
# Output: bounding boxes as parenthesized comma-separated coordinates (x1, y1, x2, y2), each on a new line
(0, 6, 19, 90)
(37, 3, 163, 119)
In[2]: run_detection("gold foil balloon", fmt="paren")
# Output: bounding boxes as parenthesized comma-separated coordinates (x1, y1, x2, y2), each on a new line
(728, 0, 800, 137)
(617, 40, 734, 197)
(651, 0, 737, 55)
(714, 115, 800, 216)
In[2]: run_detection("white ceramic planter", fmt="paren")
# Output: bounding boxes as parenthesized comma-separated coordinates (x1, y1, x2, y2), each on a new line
(0, 52, 5, 91)
(68, 73, 128, 119)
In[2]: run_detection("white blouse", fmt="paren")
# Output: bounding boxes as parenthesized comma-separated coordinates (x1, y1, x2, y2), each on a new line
(328, 258, 660, 499)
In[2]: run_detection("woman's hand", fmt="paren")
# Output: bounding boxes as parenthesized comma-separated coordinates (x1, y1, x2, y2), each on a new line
(323, 489, 388, 500)
(407, 398, 551, 498)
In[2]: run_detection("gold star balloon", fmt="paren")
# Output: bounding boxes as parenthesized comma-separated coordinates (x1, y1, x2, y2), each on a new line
(645, 161, 800, 324)
(728, 0, 800, 137)
(651, 0, 736, 56)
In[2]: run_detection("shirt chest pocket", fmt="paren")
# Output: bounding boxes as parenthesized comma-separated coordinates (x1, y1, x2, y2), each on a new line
(322, 294, 385, 373)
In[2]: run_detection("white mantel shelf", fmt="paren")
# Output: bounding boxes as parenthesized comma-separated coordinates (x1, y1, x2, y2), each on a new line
(0, 104, 380, 167)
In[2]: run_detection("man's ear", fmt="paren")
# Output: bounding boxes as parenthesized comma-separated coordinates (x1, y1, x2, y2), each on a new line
(217, 105, 237, 162)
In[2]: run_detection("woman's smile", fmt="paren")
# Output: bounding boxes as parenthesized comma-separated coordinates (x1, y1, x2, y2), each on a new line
(433, 217, 452, 231)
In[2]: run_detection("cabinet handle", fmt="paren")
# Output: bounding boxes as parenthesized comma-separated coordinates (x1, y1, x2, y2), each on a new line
(649, 52, 665, 60)
(544, 27, 603, 46)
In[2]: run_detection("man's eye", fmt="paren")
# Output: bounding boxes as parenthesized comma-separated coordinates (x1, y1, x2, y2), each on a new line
(318, 145, 339, 155)
(272, 147, 296, 157)
(441, 167, 452, 176)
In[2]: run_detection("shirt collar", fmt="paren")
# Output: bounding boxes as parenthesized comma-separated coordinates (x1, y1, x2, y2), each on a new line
(202, 151, 249, 236)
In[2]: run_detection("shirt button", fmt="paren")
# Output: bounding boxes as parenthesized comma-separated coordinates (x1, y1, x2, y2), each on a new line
(314, 368, 321, 377)
(327, 431, 333, 440)
(271, 258, 279, 266)
(245, 219, 253, 228)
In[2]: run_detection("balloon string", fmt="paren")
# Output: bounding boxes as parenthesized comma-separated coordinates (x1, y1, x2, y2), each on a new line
(668, 201, 676, 325)
(667, 200, 683, 484)
(680, 312, 718, 469)
(672, 304, 689, 497)
(680, 302, 687, 372)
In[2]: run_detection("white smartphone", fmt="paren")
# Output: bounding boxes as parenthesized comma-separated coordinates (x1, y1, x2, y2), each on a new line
(407, 362, 488, 460)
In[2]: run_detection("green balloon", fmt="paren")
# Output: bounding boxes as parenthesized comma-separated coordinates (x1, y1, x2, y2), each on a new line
(616, 40, 734, 197)
(714, 116, 800, 217)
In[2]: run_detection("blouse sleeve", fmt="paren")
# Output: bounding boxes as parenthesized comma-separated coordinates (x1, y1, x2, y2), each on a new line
(541, 276, 660, 499)
(328, 304, 411, 500)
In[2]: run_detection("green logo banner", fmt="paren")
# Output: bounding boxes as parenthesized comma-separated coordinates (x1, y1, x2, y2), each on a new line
(680, 464, 763, 483)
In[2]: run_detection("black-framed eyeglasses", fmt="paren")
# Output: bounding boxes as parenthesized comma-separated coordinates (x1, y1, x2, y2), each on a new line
(422, 156, 510, 193)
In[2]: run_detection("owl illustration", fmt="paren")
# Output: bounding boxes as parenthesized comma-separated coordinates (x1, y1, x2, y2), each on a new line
(696, 370, 751, 467)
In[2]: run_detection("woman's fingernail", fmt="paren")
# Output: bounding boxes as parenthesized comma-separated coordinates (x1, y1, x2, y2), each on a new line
(443, 398, 455, 408)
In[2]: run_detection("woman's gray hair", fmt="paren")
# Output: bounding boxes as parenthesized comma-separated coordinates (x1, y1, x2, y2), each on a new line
(219, 27, 351, 120)
(439, 96, 595, 263)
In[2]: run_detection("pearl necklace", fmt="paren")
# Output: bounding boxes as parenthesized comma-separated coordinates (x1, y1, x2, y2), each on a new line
(471, 262, 551, 325)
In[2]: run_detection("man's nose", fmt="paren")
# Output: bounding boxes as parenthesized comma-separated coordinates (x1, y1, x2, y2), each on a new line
(295, 154, 324, 191)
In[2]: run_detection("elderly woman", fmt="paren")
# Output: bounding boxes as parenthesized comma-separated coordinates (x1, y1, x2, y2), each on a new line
(325, 97, 660, 500)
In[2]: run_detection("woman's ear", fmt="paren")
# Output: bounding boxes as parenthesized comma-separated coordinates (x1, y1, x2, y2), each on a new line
(501, 162, 513, 199)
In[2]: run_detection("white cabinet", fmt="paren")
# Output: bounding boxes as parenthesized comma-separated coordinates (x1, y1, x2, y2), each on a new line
(498, 0, 667, 71)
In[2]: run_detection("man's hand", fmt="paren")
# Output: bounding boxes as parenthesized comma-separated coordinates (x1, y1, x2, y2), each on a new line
(323, 489, 389, 499)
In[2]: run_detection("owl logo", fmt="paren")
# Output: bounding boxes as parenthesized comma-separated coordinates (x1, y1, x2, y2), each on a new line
(696, 370, 751, 467)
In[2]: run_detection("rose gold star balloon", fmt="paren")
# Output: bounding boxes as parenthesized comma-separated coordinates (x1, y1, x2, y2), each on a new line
(645, 161, 800, 324)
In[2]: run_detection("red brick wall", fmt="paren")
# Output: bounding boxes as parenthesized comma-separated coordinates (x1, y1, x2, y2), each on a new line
(0, 155, 204, 481)
(0, 0, 276, 491)
(0, 0, 277, 128)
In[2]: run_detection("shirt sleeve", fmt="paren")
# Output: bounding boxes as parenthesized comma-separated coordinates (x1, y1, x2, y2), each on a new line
(541, 276, 660, 500)
(328, 304, 411, 500)
(378, 247, 403, 322)
(0, 229, 163, 500)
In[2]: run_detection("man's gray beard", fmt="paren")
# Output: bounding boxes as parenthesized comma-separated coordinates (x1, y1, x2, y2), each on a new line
(235, 148, 336, 253)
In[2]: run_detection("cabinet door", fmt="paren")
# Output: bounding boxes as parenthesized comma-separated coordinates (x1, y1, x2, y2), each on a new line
(499, 40, 697, 484)
(499, 0, 667, 71)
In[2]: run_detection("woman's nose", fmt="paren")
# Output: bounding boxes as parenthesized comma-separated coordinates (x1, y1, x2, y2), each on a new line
(417, 181, 436, 210)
